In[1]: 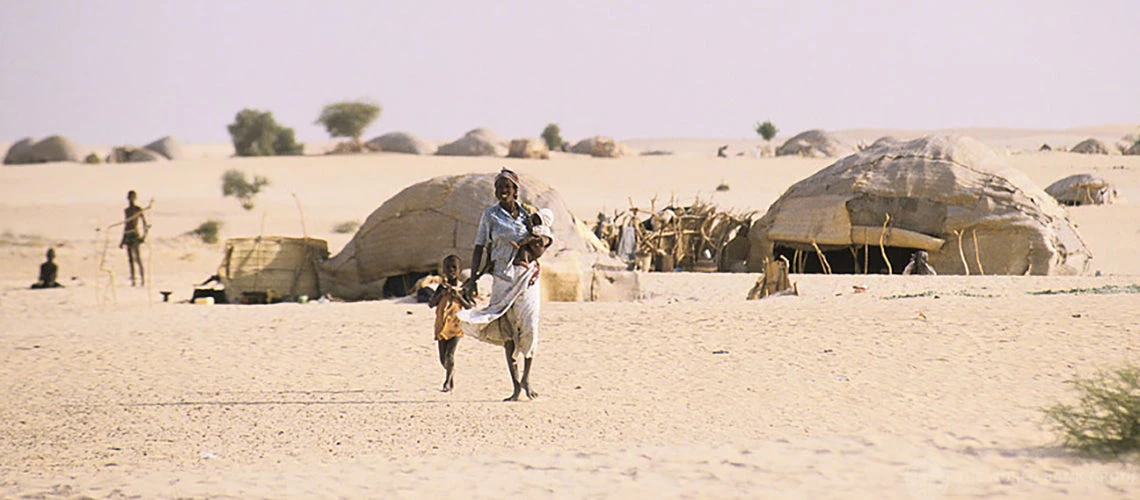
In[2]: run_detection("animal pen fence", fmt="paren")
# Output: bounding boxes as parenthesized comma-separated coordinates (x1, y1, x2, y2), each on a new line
(597, 198, 753, 273)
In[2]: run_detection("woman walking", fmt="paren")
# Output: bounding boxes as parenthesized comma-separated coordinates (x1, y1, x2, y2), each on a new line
(459, 169, 550, 401)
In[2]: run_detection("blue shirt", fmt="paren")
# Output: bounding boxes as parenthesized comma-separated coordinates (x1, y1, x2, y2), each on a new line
(475, 202, 532, 281)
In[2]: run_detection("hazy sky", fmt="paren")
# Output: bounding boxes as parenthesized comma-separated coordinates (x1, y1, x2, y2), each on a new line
(1, 0, 1137, 144)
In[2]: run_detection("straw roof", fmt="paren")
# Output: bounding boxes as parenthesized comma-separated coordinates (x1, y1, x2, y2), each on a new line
(3, 137, 34, 165)
(436, 128, 507, 157)
(776, 130, 846, 157)
(1071, 138, 1109, 155)
(570, 136, 626, 158)
(507, 138, 550, 159)
(1045, 174, 1117, 206)
(144, 136, 185, 160)
(318, 172, 638, 301)
(366, 131, 437, 155)
(749, 135, 1091, 275)
(3, 135, 80, 164)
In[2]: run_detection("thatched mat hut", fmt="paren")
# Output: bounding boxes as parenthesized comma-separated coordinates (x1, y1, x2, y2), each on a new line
(3, 135, 80, 164)
(570, 136, 626, 158)
(218, 236, 329, 304)
(1126, 142, 1140, 156)
(1045, 174, 1118, 206)
(436, 128, 507, 157)
(507, 138, 550, 159)
(749, 135, 1091, 275)
(366, 131, 437, 155)
(776, 130, 847, 157)
(1071, 138, 1109, 155)
(144, 136, 185, 160)
(318, 172, 639, 302)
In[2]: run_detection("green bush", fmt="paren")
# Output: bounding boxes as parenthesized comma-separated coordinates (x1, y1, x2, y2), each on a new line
(316, 100, 381, 147)
(1043, 366, 1140, 457)
(716, 181, 730, 192)
(190, 219, 222, 244)
(755, 120, 778, 142)
(222, 169, 270, 210)
(332, 220, 360, 234)
(541, 123, 563, 151)
(84, 152, 102, 164)
(227, 109, 304, 156)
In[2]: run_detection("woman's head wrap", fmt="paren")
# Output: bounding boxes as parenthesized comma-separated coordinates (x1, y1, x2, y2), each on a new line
(495, 168, 520, 189)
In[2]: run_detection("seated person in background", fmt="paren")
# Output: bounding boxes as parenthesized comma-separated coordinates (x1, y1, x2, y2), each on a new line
(902, 250, 937, 275)
(31, 248, 63, 289)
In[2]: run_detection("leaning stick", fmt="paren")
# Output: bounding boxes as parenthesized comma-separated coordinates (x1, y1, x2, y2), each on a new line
(971, 228, 985, 275)
(863, 234, 870, 275)
(954, 230, 970, 276)
(292, 193, 310, 240)
(880, 213, 892, 275)
(811, 240, 832, 274)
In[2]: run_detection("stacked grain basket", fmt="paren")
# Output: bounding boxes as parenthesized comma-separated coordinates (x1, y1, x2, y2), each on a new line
(317, 172, 639, 302)
(217, 236, 329, 304)
(749, 135, 1091, 275)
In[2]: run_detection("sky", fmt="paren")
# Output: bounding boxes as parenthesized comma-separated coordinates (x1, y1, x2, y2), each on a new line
(1, 0, 1137, 144)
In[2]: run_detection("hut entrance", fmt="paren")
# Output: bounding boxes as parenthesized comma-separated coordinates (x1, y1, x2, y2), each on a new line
(383, 271, 430, 298)
(774, 244, 919, 274)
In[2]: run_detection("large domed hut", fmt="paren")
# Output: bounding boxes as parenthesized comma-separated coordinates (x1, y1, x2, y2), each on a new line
(1045, 174, 1118, 206)
(776, 129, 847, 157)
(144, 136, 185, 160)
(3, 135, 80, 164)
(1071, 138, 1109, 155)
(436, 128, 507, 157)
(366, 131, 437, 155)
(317, 172, 639, 302)
(570, 136, 626, 158)
(748, 135, 1091, 276)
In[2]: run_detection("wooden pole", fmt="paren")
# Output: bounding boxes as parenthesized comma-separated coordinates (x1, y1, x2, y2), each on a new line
(971, 228, 985, 275)
(880, 213, 893, 275)
(954, 230, 970, 276)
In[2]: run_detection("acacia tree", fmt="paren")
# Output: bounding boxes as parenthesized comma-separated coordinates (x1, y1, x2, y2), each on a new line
(316, 100, 382, 149)
(755, 120, 778, 143)
(227, 109, 303, 156)
(541, 123, 563, 151)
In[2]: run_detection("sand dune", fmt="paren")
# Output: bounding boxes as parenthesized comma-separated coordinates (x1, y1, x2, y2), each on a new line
(2, 129, 1140, 497)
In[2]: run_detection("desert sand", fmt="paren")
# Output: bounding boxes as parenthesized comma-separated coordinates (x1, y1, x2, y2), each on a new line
(2, 127, 1140, 498)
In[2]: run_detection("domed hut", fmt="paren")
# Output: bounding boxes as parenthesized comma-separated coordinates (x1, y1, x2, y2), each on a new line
(366, 131, 437, 155)
(776, 130, 847, 157)
(318, 172, 639, 301)
(507, 138, 550, 159)
(1125, 142, 1140, 156)
(144, 136, 185, 160)
(4, 135, 80, 164)
(570, 136, 626, 158)
(1045, 174, 1118, 206)
(3, 137, 34, 165)
(436, 128, 507, 157)
(748, 135, 1091, 276)
(1071, 138, 1109, 155)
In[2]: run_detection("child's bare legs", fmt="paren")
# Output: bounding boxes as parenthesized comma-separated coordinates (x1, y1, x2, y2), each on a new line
(438, 337, 460, 392)
(126, 244, 143, 286)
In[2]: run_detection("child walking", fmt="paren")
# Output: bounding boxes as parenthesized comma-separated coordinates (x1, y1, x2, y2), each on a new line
(428, 255, 475, 392)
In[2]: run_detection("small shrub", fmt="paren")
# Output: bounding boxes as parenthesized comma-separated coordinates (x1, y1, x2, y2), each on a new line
(222, 169, 270, 210)
(84, 152, 101, 164)
(227, 108, 303, 156)
(190, 219, 222, 244)
(316, 100, 381, 148)
(1043, 367, 1140, 457)
(755, 120, 778, 142)
(716, 181, 730, 192)
(541, 123, 563, 151)
(333, 220, 360, 234)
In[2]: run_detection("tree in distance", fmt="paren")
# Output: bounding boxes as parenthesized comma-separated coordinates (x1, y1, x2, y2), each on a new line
(541, 123, 563, 151)
(222, 169, 270, 210)
(227, 109, 303, 156)
(755, 120, 778, 143)
(190, 219, 223, 244)
(316, 100, 382, 150)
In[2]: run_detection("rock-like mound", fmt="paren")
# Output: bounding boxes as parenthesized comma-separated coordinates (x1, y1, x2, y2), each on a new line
(127, 147, 167, 162)
(570, 136, 626, 158)
(4, 135, 80, 164)
(776, 130, 846, 157)
(365, 132, 437, 155)
(436, 128, 506, 157)
(1045, 174, 1117, 206)
(1125, 142, 1140, 156)
(1071, 138, 1109, 155)
(507, 138, 550, 159)
(144, 136, 185, 160)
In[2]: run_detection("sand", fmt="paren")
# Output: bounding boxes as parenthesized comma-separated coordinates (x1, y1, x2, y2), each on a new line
(2, 128, 1140, 498)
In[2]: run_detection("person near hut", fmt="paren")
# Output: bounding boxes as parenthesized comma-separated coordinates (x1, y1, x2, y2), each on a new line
(459, 168, 550, 401)
(31, 248, 63, 289)
(902, 250, 937, 275)
(428, 254, 475, 392)
(120, 190, 149, 286)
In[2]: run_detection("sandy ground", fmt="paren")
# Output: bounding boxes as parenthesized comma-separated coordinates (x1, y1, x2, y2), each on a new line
(2, 128, 1140, 498)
